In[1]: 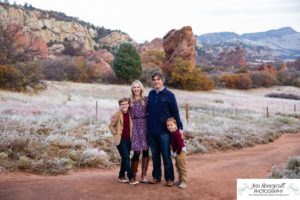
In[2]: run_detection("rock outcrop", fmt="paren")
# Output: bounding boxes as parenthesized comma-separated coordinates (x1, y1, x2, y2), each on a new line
(216, 46, 248, 67)
(0, 3, 98, 51)
(98, 31, 133, 48)
(138, 38, 164, 53)
(162, 26, 196, 68)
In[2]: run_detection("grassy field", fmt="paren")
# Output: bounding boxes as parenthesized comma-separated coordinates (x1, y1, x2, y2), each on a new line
(0, 81, 299, 174)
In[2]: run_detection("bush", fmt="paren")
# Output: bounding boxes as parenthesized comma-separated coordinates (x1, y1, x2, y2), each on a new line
(17, 156, 32, 170)
(251, 71, 278, 88)
(270, 156, 300, 178)
(237, 73, 252, 89)
(80, 148, 109, 167)
(31, 158, 72, 175)
(0, 64, 25, 91)
(0, 152, 8, 160)
(220, 73, 252, 89)
(169, 57, 214, 91)
(15, 61, 44, 89)
(42, 56, 88, 82)
(113, 43, 142, 83)
(141, 49, 165, 69)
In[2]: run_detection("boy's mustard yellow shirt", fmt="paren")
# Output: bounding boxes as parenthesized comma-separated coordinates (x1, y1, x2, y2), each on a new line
(108, 111, 133, 145)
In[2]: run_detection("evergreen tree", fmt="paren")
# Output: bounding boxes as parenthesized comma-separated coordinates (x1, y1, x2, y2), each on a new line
(113, 43, 142, 83)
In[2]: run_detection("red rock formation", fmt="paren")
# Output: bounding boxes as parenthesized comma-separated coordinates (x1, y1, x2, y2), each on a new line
(216, 46, 248, 67)
(138, 38, 163, 53)
(258, 63, 277, 74)
(85, 49, 115, 80)
(162, 26, 196, 69)
(278, 63, 287, 71)
(9, 24, 48, 59)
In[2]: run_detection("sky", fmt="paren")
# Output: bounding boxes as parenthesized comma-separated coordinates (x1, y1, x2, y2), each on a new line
(11, 0, 300, 43)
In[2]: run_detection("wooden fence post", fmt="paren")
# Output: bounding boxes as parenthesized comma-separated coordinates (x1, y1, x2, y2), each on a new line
(185, 103, 189, 123)
(266, 106, 269, 118)
(96, 100, 98, 121)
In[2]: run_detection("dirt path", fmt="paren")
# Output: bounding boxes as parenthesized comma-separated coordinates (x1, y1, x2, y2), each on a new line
(1, 133, 300, 200)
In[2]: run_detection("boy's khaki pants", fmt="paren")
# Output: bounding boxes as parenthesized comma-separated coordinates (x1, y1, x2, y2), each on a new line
(175, 152, 188, 183)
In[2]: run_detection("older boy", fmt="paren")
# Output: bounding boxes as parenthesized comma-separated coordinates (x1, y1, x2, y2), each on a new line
(109, 97, 139, 185)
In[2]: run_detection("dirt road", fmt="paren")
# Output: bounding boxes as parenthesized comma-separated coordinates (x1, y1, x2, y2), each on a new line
(0, 133, 300, 200)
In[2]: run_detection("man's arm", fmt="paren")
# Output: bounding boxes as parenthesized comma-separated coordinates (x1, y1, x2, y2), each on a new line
(169, 93, 183, 130)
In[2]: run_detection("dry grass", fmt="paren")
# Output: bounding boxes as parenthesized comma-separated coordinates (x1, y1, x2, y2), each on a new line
(0, 81, 299, 174)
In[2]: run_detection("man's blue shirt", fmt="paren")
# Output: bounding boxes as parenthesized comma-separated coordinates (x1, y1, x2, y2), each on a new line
(147, 87, 183, 134)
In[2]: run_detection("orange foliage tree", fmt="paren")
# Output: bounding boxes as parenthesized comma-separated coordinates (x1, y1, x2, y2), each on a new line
(169, 57, 214, 91)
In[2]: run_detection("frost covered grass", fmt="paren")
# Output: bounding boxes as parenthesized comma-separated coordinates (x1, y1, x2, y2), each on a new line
(0, 81, 299, 174)
(270, 156, 300, 178)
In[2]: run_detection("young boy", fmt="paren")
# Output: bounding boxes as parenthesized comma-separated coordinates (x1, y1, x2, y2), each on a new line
(166, 117, 188, 189)
(109, 97, 139, 185)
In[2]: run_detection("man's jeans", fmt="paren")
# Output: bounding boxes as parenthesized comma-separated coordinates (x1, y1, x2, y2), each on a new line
(116, 138, 134, 179)
(148, 133, 174, 181)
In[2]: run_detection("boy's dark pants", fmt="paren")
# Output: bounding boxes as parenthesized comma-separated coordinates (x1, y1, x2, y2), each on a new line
(116, 138, 134, 179)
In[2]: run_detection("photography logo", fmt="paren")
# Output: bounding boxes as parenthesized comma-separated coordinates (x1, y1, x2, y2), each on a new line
(237, 179, 300, 200)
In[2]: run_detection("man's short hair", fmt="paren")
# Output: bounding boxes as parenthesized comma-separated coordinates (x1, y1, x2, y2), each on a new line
(151, 71, 165, 81)
(118, 97, 129, 105)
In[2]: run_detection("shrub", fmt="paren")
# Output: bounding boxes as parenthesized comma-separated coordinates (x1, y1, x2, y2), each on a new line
(113, 43, 142, 83)
(220, 73, 252, 89)
(42, 56, 88, 82)
(237, 73, 252, 89)
(0, 64, 25, 91)
(0, 152, 8, 160)
(270, 156, 300, 178)
(15, 61, 44, 89)
(251, 71, 278, 88)
(17, 156, 32, 170)
(141, 49, 165, 68)
(31, 158, 72, 175)
(170, 57, 214, 91)
(80, 148, 109, 167)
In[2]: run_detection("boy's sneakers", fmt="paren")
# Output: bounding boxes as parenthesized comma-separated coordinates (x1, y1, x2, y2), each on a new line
(178, 182, 187, 189)
(129, 178, 139, 185)
(118, 177, 129, 183)
(174, 181, 181, 186)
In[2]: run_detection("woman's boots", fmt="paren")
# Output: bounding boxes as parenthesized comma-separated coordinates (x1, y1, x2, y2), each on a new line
(131, 158, 139, 177)
(131, 157, 149, 183)
(141, 157, 149, 183)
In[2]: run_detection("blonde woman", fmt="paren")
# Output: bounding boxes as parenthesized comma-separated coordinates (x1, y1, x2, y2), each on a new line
(129, 80, 149, 183)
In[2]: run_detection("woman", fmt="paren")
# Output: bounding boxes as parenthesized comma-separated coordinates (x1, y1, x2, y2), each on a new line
(129, 80, 149, 183)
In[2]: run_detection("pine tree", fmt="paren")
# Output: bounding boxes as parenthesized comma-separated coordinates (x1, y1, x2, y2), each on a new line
(113, 43, 142, 83)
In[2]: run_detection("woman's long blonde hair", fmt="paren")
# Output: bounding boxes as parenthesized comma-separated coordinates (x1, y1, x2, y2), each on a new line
(130, 80, 146, 106)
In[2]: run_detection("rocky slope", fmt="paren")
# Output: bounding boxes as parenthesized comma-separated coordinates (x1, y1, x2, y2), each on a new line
(196, 27, 300, 64)
(0, 2, 132, 55)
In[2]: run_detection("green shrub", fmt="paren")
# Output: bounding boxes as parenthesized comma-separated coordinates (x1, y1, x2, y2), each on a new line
(17, 156, 32, 170)
(0, 152, 8, 160)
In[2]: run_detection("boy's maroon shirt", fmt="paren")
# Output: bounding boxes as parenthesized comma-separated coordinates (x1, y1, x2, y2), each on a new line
(121, 112, 130, 139)
(170, 129, 185, 154)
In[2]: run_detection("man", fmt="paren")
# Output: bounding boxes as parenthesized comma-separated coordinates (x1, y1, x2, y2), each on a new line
(147, 71, 183, 187)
